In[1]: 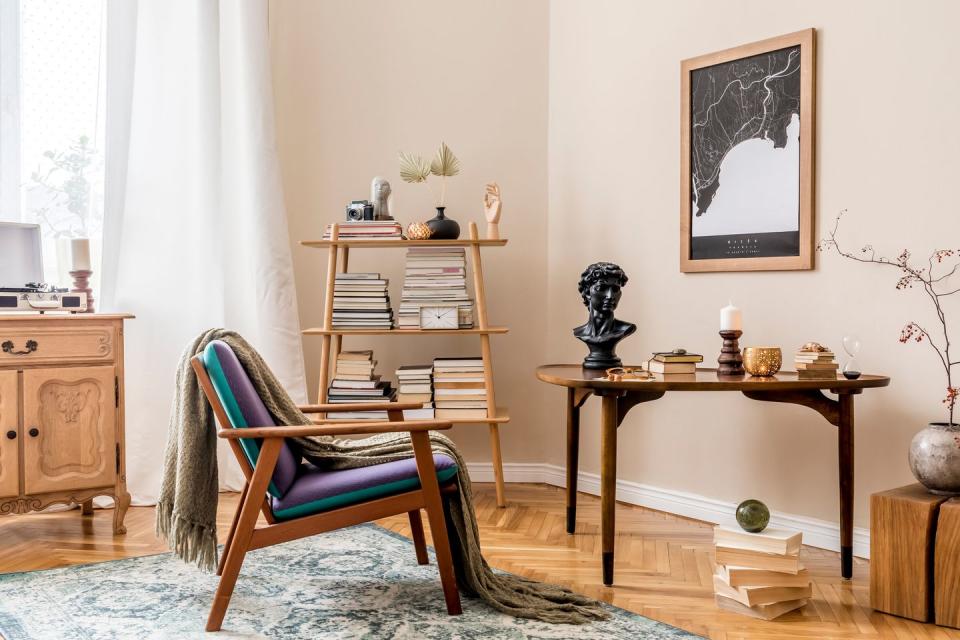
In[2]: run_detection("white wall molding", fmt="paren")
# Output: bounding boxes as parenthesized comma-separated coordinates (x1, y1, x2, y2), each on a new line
(467, 462, 870, 559)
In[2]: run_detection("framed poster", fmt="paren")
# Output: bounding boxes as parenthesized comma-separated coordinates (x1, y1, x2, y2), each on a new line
(680, 29, 816, 273)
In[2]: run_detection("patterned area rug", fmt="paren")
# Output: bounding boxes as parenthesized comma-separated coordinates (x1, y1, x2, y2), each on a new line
(0, 524, 699, 639)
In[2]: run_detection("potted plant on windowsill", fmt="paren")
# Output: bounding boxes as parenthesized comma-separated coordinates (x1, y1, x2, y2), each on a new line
(820, 211, 960, 495)
(398, 142, 461, 239)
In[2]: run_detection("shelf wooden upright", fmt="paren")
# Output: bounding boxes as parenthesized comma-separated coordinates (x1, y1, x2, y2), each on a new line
(302, 222, 510, 506)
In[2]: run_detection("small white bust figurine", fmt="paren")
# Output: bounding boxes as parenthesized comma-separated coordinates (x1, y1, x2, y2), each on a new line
(371, 176, 393, 221)
(483, 182, 502, 239)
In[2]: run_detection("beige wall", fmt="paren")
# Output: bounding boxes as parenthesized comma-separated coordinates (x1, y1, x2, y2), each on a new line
(271, 0, 960, 529)
(269, 0, 551, 461)
(547, 0, 960, 527)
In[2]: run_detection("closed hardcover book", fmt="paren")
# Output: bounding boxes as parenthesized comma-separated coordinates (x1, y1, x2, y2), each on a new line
(714, 595, 807, 621)
(435, 408, 489, 419)
(712, 574, 811, 607)
(647, 360, 696, 374)
(717, 564, 809, 588)
(713, 526, 802, 556)
(652, 352, 704, 363)
(714, 547, 801, 574)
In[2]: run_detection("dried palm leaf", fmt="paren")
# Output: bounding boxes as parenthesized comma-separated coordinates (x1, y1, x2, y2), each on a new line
(399, 152, 431, 183)
(430, 142, 461, 177)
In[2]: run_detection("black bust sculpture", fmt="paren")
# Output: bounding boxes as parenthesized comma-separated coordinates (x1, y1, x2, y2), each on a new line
(573, 262, 637, 369)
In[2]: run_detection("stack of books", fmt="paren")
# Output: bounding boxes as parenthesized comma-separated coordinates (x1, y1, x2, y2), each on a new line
(794, 346, 839, 379)
(713, 526, 812, 620)
(397, 247, 474, 329)
(396, 364, 435, 419)
(647, 350, 703, 375)
(323, 220, 403, 240)
(326, 350, 396, 419)
(332, 273, 393, 329)
(433, 357, 487, 419)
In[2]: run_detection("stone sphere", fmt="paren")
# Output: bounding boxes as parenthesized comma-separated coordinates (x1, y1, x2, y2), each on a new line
(736, 499, 770, 533)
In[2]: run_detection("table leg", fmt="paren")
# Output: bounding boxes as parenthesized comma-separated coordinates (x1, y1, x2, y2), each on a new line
(600, 393, 619, 586)
(839, 392, 855, 579)
(566, 388, 581, 534)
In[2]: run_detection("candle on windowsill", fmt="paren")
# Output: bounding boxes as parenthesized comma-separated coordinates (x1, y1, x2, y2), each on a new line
(70, 238, 91, 272)
(720, 301, 742, 332)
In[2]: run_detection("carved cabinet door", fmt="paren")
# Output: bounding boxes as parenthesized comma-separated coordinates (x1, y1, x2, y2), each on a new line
(0, 371, 18, 498)
(22, 366, 116, 495)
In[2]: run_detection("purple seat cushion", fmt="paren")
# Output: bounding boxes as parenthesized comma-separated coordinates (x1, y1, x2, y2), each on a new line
(271, 454, 458, 520)
(203, 340, 300, 497)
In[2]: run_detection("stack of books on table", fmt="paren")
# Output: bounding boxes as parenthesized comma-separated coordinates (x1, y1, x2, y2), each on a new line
(794, 347, 839, 379)
(433, 357, 487, 419)
(647, 350, 703, 375)
(713, 526, 812, 620)
(332, 273, 393, 329)
(326, 350, 396, 419)
(397, 247, 474, 329)
(323, 220, 403, 240)
(396, 364, 435, 419)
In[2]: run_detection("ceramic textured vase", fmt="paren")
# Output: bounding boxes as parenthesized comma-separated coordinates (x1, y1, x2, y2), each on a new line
(425, 207, 460, 240)
(909, 422, 960, 496)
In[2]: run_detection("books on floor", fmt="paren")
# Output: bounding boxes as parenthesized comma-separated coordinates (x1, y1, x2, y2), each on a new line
(433, 357, 488, 419)
(794, 345, 838, 379)
(647, 350, 703, 375)
(397, 247, 474, 329)
(713, 525, 811, 620)
(323, 220, 403, 240)
(397, 363, 435, 419)
(332, 273, 393, 329)
(327, 350, 395, 419)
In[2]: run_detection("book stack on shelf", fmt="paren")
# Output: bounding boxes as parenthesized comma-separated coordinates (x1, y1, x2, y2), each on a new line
(332, 273, 393, 329)
(397, 247, 474, 329)
(433, 357, 487, 419)
(794, 345, 839, 379)
(713, 526, 812, 620)
(396, 364, 435, 419)
(323, 220, 403, 240)
(647, 350, 703, 375)
(327, 350, 395, 419)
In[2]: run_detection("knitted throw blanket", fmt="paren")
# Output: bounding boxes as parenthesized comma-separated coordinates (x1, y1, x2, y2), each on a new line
(156, 329, 609, 624)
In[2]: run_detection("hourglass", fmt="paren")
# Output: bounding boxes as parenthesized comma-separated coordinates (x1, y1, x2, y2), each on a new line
(842, 336, 862, 380)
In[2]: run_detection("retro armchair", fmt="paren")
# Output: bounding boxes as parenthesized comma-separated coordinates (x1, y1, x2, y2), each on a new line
(192, 340, 462, 632)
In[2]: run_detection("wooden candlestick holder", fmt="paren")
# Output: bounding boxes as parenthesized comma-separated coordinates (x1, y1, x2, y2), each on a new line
(69, 269, 95, 313)
(718, 329, 744, 376)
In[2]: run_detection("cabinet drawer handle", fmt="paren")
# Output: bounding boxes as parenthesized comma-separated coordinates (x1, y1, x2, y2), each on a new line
(5, 431, 14, 440)
(28, 427, 39, 438)
(1, 339, 38, 356)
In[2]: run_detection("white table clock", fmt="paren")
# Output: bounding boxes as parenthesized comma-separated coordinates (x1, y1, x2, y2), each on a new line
(419, 304, 459, 330)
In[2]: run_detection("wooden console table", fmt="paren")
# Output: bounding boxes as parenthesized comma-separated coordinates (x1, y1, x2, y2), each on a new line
(0, 313, 133, 534)
(535, 365, 890, 586)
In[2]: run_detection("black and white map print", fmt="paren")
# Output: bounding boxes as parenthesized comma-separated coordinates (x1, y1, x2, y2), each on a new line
(689, 45, 801, 260)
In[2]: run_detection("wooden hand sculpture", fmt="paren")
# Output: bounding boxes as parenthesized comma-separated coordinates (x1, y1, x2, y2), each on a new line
(483, 182, 502, 239)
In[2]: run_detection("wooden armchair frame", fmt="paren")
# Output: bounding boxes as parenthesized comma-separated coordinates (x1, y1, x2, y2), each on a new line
(190, 356, 463, 632)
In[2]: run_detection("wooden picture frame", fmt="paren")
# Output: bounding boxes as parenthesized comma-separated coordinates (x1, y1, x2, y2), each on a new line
(680, 29, 816, 273)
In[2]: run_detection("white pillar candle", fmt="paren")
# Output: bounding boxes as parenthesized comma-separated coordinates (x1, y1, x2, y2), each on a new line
(70, 238, 92, 272)
(720, 301, 742, 331)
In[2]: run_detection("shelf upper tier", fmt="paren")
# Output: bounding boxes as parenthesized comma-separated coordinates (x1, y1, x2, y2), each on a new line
(303, 326, 509, 336)
(314, 407, 510, 425)
(301, 238, 508, 249)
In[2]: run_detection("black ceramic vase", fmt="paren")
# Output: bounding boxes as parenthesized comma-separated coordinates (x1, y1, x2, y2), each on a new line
(425, 207, 460, 240)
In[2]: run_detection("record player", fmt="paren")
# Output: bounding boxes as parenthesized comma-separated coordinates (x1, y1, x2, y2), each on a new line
(0, 283, 88, 313)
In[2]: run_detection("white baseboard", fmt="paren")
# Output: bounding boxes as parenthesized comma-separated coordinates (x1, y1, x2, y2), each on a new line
(466, 462, 870, 559)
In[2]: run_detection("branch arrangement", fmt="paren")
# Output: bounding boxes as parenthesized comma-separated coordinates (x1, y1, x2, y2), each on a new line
(818, 211, 960, 425)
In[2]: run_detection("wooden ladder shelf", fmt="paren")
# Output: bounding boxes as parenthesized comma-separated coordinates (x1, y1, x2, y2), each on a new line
(301, 222, 510, 506)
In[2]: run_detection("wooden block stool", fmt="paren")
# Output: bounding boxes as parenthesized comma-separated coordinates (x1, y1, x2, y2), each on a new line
(870, 484, 949, 621)
(935, 498, 960, 628)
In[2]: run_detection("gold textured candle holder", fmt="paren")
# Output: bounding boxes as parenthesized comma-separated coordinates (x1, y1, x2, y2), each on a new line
(743, 346, 783, 377)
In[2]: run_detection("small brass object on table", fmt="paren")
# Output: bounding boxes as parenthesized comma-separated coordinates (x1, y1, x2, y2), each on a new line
(743, 347, 782, 377)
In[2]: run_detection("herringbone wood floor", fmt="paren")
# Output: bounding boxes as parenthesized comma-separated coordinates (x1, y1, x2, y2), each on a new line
(0, 483, 956, 639)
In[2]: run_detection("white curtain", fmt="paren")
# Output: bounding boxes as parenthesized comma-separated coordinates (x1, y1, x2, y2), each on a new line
(102, 0, 307, 504)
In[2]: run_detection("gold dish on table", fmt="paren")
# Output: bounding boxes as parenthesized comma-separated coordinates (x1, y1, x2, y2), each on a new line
(743, 347, 782, 377)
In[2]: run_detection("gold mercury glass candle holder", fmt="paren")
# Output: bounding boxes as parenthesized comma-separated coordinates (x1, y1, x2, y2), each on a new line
(743, 347, 782, 377)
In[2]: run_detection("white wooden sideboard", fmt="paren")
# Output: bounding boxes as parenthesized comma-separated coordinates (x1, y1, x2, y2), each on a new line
(0, 313, 133, 534)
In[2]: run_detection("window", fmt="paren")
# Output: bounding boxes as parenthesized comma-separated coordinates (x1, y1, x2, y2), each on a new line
(0, 0, 106, 288)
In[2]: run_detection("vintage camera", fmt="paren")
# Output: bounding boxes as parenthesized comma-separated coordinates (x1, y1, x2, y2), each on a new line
(345, 200, 375, 221)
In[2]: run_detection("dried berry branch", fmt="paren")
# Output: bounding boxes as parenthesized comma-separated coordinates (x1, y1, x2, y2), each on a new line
(818, 210, 960, 425)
